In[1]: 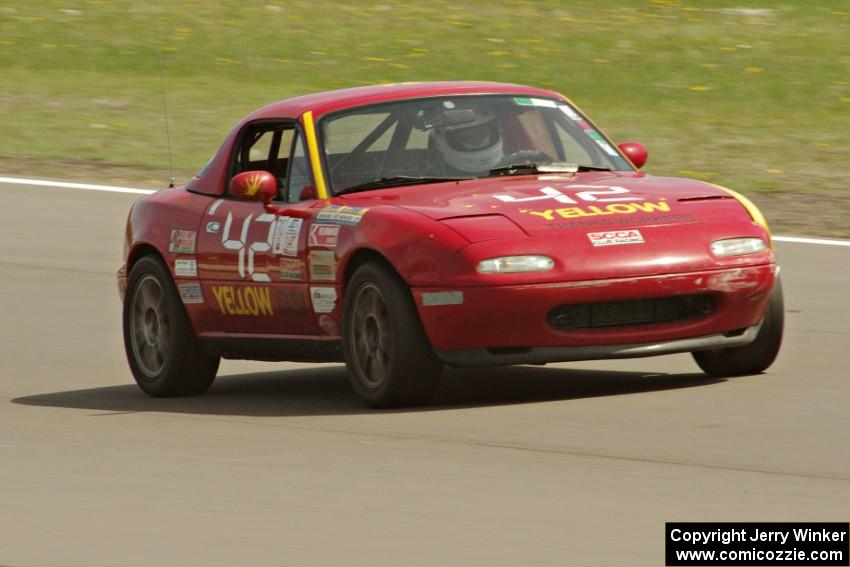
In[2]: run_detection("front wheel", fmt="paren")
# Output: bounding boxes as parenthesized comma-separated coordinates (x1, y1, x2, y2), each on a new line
(342, 262, 442, 407)
(692, 275, 784, 377)
(123, 256, 219, 396)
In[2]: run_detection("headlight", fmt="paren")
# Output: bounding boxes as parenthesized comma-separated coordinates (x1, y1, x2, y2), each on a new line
(711, 237, 767, 257)
(477, 255, 555, 273)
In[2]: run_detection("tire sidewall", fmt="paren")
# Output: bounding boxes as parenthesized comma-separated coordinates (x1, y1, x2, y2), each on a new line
(342, 264, 399, 400)
(123, 256, 189, 396)
(692, 274, 784, 377)
(342, 262, 441, 406)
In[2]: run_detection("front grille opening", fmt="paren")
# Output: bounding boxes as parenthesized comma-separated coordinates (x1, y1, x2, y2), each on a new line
(548, 294, 714, 331)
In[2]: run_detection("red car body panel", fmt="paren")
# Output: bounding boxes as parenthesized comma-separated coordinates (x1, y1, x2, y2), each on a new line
(119, 81, 777, 365)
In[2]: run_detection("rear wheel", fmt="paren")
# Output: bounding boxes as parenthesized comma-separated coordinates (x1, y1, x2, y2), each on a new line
(123, 255, 219, 396)
(692, 275, 784, 377)
(342, 262, 442, 407)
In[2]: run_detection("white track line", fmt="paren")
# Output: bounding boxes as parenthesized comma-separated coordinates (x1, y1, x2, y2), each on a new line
(1, 175, 848, 247)
(772, 235, 850, 247)
(0, 176, 156, 195)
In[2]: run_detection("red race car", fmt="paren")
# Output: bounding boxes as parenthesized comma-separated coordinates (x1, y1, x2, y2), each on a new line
(118, 81, 783, 407)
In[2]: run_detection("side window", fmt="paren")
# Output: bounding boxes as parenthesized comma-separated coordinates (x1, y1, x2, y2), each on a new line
(231, 122, 296, 198)
(285, 131, 315, 202)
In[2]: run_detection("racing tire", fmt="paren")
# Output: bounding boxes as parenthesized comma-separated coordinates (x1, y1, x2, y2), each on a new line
(123, 255, 219, 397)
(342, 262, 443, 408)
(692, 275, 784, 377)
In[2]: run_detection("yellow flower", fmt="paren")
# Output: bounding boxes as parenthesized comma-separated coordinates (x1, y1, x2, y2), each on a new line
(744, 66, 764, 73)
(689, 85, 712, 92)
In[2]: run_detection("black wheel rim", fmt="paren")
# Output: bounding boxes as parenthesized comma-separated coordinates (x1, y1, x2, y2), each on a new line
(129, 275, 170, 378)
(350, 282, 392, 388)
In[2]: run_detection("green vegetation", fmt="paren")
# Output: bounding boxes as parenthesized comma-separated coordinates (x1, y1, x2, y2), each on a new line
(1, 0, 848, 234)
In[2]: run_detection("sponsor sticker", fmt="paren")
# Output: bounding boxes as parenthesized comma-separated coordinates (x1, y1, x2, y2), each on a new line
(587, 229, 645, 247)
(309, 224, 340, 248)
(279, 258, 306, 281)
(585, 129, 620, 156)
(530, 97, 557, 108)
(318, 314, 339, 335)
(169, 229, 196, 254)
(206, 221, 221, 234)
(513, 97, 557, 108)
(546, 213, 697, 231)
(177, 282, 203, 304)
(211, 285, 274, 316)
(523, 200, 671, 221)
(174, 258, 198, 277)
(272, 217, 303, 256)
(316, 205, 368, 225)
(308, 250, 336, 281)
(559, 104, 581, 120)
(310, 286, 338, 313)
(276, 287, 310, 314)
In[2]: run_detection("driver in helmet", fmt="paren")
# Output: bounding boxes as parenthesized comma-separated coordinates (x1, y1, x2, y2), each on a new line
(428, 106, 504, 176)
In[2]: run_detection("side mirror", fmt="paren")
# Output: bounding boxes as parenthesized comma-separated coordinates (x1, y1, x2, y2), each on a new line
(229, 170, 277, 203)
(618, 141, 648, 169)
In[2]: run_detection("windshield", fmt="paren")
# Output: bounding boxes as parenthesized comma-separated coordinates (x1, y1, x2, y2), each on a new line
(319, 95, 633, 194)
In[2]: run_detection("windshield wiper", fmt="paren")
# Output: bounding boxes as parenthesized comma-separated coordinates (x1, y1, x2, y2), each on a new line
(335, 176, 472, 196)
(488, 162, 613, 176)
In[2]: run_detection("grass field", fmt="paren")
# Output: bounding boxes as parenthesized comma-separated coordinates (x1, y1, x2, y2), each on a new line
(1, 1, 848, 235)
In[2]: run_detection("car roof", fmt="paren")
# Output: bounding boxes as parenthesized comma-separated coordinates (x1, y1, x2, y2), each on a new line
(246, 81, 565, 120)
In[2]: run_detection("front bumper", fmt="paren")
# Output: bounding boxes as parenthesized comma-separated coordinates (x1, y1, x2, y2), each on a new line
(436, 320, 762, 367)
(412, 263, 775, 357)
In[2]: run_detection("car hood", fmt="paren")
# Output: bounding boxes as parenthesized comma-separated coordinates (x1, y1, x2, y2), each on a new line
(346, 172, 751, 235)
(342, 172, 772, 281)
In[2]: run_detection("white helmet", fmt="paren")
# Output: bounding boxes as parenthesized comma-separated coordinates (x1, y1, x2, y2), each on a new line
(430, 109, 503, 174)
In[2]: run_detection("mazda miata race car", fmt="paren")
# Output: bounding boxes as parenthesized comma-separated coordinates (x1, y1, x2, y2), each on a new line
(118, 81, 783, 407)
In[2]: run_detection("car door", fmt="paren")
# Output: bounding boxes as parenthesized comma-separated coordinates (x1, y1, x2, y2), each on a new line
(195, 121, 319, 336)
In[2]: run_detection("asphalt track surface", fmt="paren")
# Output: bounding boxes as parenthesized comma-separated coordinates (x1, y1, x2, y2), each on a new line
(1, 181, 848, 566)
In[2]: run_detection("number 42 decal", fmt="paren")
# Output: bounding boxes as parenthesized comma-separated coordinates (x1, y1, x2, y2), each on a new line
(493, 185, 642, 204)
(221, 212, 276, 282)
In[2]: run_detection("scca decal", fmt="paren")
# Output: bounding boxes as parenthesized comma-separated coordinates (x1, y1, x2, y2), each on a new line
(211, 286, 273, 316)
(524, 201, 671, 221)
